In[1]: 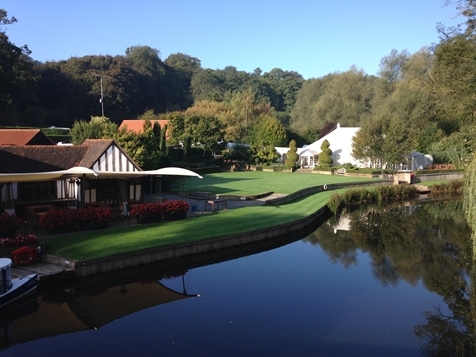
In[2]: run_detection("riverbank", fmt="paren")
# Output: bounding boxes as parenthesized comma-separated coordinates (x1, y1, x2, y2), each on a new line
(13, 178, 433, 280)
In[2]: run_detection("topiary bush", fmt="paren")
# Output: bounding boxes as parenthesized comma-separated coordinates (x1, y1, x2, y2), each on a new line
(318, 139, 333, 168)
(285, 139, 299, 169)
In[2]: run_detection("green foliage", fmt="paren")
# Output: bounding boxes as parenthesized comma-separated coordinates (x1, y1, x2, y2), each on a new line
(318, 139, 333, 168)
(285, 139, 299, 168)
(70, 116, 117, 144)
(167, 112, 225, 155)
(430, 180, 464, 197)
(429, 124, 476, 168)
(222, 145, 251, 162)
(0, 9, 39, 126)
(464, 154, 476, 228)
(250, 145, 279, 165)
(352, 115, 414, 168)
(290, 68, 374, 134)
(248, 115, 287, 147)
(327, 185, 418, 214)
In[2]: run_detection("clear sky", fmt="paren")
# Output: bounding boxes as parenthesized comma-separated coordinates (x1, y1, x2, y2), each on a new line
(2, 0, 463, 79)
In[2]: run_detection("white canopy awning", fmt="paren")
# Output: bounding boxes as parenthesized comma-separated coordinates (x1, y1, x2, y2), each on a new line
(0, 166, 202, 183)
(0, 167, 98, 183)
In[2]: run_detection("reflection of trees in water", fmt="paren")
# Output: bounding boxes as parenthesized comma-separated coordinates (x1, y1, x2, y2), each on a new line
(305, 199, 476, 356)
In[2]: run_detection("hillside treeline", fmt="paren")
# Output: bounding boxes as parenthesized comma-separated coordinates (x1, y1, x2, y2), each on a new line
(2, 1, 476, 165)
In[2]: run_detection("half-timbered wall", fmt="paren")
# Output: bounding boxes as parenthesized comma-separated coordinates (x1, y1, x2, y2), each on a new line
(91, 144, 139, 173)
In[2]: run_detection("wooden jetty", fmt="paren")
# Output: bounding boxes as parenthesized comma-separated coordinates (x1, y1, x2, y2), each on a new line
(11, 261, 74, 284)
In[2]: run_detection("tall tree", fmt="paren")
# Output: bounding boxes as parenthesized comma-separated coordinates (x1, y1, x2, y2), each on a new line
(352, 115, 414, 168)
(0, 9, 38, 126)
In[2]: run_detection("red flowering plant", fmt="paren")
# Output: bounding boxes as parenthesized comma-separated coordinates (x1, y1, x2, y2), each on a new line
(38, 208, 77, 230)
(0, 234, 38, 249)
(163, 200, 190, 215)
(75, 206, 113, 226)
(130, 203, 163, 218)
(0, 212, 22, 236)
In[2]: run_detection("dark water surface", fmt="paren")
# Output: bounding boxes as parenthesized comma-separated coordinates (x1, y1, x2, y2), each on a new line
(1, 200, 473, 357)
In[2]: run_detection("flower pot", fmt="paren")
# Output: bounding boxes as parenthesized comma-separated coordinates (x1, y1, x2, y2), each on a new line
(136, 216, 162, 224)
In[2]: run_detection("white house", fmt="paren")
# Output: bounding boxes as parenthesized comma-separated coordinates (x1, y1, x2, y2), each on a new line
(276, 124, 362, 168)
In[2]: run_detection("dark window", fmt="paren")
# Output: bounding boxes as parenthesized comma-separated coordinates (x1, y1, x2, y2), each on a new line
(18, 181, 56, 202)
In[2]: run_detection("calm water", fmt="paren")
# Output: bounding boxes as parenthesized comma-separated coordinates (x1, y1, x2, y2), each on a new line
(1, 200, 473, 357)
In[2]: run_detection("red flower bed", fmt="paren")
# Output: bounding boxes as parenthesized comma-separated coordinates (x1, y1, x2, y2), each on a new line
(76, 206, 113, 226)
(163, 200, 190, 215)
(130, 200, 189, 221)
(38, 207, 112, 232)
(0, 212, 22, 235)
(130, 203, 163, 218)
(0, 234, 38, 249)
(38, 208, 77, 230)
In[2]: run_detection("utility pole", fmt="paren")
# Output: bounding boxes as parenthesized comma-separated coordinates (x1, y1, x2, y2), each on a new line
(92, 73, 113, 117)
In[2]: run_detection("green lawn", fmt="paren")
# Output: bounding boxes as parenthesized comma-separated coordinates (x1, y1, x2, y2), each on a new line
(45, 171, 379, 261)
(46, 189, 337, 260)
(173, 170, 377, 196)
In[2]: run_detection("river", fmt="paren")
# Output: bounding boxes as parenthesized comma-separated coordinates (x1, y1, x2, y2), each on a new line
(1, 199, 472, 357)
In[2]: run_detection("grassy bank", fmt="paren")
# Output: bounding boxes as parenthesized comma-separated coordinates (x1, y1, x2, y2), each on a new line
(45, 190, 337, 260)
(43, 172, 417, 261)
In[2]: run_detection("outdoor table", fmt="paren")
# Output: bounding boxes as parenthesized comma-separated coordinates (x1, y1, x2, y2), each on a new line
(204, 198, 227, 212)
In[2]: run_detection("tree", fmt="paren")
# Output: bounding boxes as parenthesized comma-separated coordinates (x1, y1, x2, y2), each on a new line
(248, 115, 287, 148)
(285, 139, 299, 168)
(0, 9, 38, 125)
(290, 68, 374, 135)
(193, 114, 225, 154)
(429, 35, 476, 133)
(352, 115, 414, 168)
(251, 145, 279, 165)
(318, 139, 333, 168)
(168, 112, 225, 155)
(70, 116, 117, 144)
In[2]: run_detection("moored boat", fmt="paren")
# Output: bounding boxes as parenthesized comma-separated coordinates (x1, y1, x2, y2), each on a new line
(0, 258, 37, 308)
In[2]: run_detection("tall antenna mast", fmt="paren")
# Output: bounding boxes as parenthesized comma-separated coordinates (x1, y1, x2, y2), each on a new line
(92, 73, 113, 116)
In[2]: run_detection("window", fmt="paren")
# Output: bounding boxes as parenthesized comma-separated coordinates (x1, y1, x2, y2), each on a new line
(18, 181, 56, 202)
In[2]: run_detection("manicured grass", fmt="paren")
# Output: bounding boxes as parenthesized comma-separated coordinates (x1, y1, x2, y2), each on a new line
(173, 171, 376, 196)
(46, 171, 376, 260)
(46, 190, 337, 260)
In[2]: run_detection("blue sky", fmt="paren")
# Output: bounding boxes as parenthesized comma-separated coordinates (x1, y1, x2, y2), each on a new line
(2, 0, 462, 79)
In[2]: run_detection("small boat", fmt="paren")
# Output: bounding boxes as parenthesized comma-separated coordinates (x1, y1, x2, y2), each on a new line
(0, 258, 37, 308)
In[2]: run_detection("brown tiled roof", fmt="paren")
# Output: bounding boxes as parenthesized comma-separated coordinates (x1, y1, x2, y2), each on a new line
(0, 139, 142, 174)
(0, 129, 54, 145)
(80, 139, 115, 168)
(0, 145, 88, 173)
(119, 120, 169, 134)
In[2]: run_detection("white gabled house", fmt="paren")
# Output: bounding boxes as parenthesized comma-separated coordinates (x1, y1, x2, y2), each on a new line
(276, 124, 363, 168)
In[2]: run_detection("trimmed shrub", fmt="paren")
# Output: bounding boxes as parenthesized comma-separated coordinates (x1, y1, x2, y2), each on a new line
(318, 139, 333, 168)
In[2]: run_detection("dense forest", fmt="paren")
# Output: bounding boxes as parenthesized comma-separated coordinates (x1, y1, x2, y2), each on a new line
(2, 1, 476, 167)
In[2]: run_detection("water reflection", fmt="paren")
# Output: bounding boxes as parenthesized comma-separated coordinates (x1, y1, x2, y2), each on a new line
(305, 199, 475, 355)
(1, 270, 198, 350)
(2, 200, 475, 356)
